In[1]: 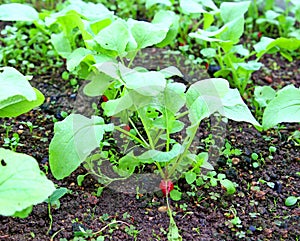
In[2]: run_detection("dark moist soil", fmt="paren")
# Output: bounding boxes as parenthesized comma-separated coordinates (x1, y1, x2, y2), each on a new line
(0, 47, 300, 241)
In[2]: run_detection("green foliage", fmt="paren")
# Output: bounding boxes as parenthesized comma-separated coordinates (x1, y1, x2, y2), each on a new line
(189, 1, 300, 93)
(0, 66, 54, 218)
(0, 3, 39, 21)
(49, 114, 114, 179)
(0, 67, 44, 117)
(254, 85, 300, 130)
(0, 148, 55, 218)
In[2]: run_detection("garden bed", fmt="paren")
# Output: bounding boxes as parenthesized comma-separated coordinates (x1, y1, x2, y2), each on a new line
(0, 1, 299, 240)
(0, 46, 299, 241)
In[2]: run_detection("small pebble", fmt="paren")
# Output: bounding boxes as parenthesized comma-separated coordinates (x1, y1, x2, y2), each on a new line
(158, 206, 168, 213)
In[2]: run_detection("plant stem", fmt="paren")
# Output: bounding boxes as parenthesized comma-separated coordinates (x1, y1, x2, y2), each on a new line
(137, 109, 155, 149)
(128, 118, 150, 147)
(114, 126, 149, 148)
(167, 122, 199, 178)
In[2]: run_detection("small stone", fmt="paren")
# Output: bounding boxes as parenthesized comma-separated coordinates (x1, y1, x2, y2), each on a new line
(158, 206, 168, 213)
(249, 225, 256, 232)
(17, 129, 24, 134)
(232, 157, 240, 165)
(273, 181, 282, 193)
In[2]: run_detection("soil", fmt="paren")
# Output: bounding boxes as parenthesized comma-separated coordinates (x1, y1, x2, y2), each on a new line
(0, 28, 300, 241)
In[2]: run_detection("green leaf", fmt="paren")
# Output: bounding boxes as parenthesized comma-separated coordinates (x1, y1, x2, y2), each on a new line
(200, 48, 217, 58)
(285, 196, 299, 206)
(0, 148, 55, 217)
(185, 171, 197, 184)
(121, 67, 167, 96)
(94, 19, 129, 56)
(102, 94, 133, 117)
(262, 85, 300, 130)
(189, 25, 228, 42)
(0, 67, 36, 107)
(254, 86, 276, 108)
(152, 10, 179, 48)
(46, 187, 70, 205)
(49, 114, 114, 179)
(0, 67, 44, 117)
(113, 152, 140, 177)
(138, 144, 182, 163)
(220, 17, 245, 42)
(220, 1, 250, 23)
(170, 189, 182, 202)
(220, 179, 236, 194)
(13, 206, 33, 218)
(146, 0, 172, 9)
(254, 37, 300, 59)
(0, 88, 44, 118)
(51, 33, 72, 58)
(0, 3, 39, 21)
(159, 66, 183, 78)
(186, 78, 260, 126)
(128, 19, 168, 49)
(180, 0, 218, 14)
(235, 61, 262, 71)
(83, 71, 112, 97)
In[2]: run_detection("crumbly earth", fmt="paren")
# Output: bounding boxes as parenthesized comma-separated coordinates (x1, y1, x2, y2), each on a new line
(0, 42, 299, 241)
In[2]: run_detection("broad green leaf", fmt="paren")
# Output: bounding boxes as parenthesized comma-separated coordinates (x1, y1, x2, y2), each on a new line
(46, 0, 112, 24)
(0, 148, 55, 217)
(157, 82, 186, 114)
(49, 114, 113, 179)
(83, 72, 112, 97)
(200, 48, 217, 58)
(220, 17, 245, 42)
(235, 61, 263, 71)
(159, 66, 183, 78)
(254, 86, 276, 108)
(66, 48, 93, 71)
(66, 48, 112, 71)
(220, 1, 250, 23)
(152, 10, 179, 48)
(0, 67, 36, 107)
(180, 0, 218, 14)
(128, 19, 168, 49)
(102, 94, 133, 117)
(180, 0, 205, 14)
(186, 78, 260, 126)
(138, 143, 182, 163)
(262, 85, 300, 130)
(13, 206, 33, 218)
(93, 62, 121, 81)
(51, 32, 72, 58)
(253, 37, 274, 53)
(94, 19, 129, 56)
(146, 0, 171, 9)
(113, 152, 140, 177)
(0, 67, 44, 117)
(231, 44, 249, 56)
(254, 37, 300, 59)
(121, 67, 167, 96)
(0, 88, 44, 117)
(0, 3, 39, 21)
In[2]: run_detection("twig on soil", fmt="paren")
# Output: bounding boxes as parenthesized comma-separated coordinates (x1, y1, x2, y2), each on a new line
(50, 228, 64, 241)
(93, 220, 131, 235)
